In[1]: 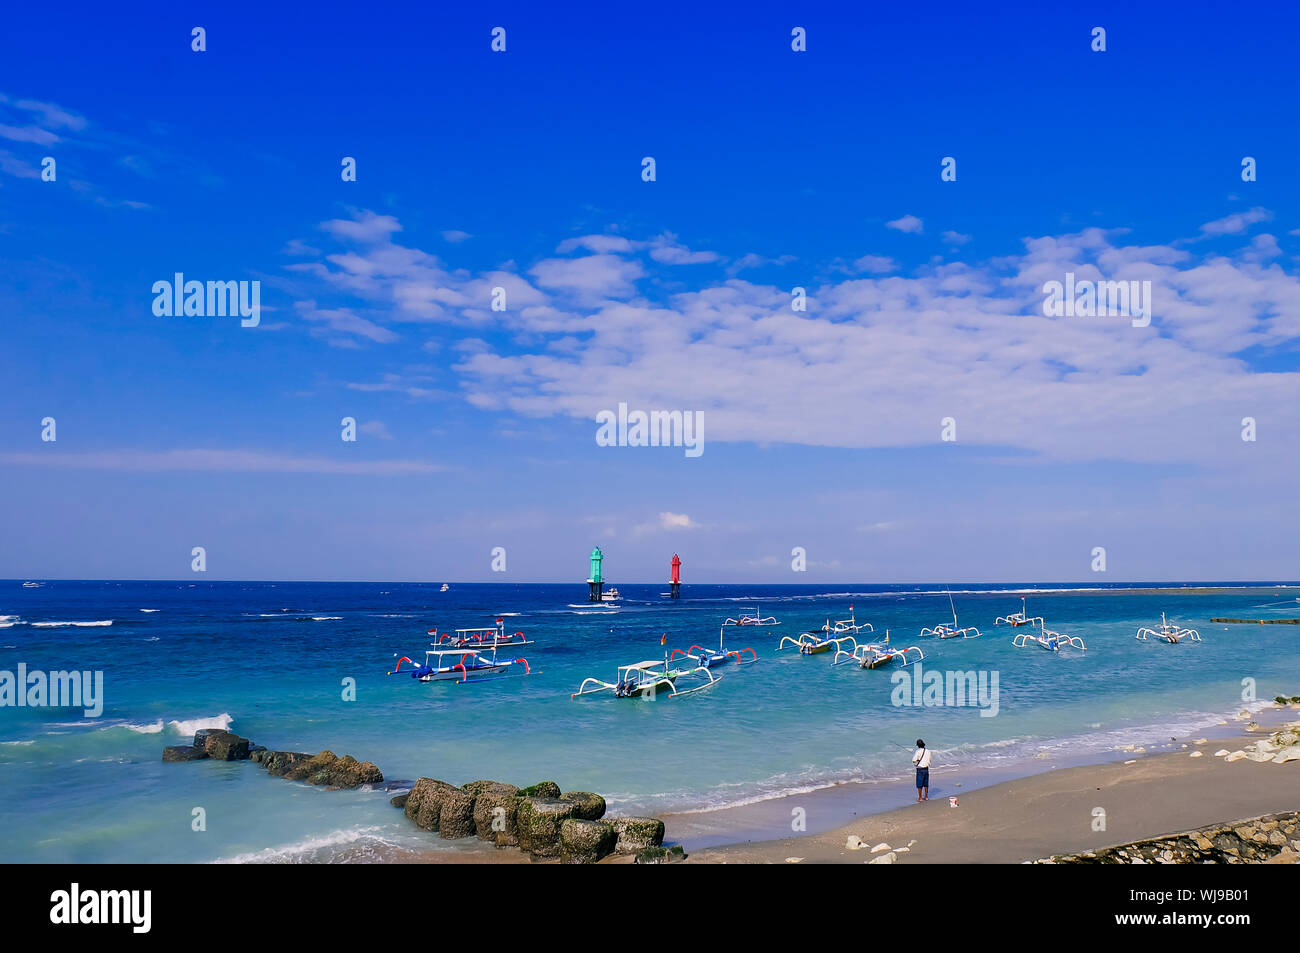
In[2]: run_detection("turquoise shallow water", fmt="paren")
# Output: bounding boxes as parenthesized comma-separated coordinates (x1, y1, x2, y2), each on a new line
(1, 580, 1297, 862)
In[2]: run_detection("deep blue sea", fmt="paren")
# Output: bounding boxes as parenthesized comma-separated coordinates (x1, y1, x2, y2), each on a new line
(2, 580, 1298, 862)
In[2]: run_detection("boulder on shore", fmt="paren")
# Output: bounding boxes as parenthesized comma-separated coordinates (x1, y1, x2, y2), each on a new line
(562, 791, 606, 820)
(324, 754, 384, 788)
(559, 819, 617, 864)
(516, 797, 578, 857)
(612, 816, 665, 854)
(469, 783, 521, 845)
(517, 781, 562, 798)
(404, 778, 462, 832)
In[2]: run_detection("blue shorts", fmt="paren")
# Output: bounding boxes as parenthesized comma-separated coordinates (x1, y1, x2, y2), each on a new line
(915, 767, 929, 788)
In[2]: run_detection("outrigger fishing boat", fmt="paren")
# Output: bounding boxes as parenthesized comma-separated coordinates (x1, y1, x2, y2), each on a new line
(920, 591, 981, 639)
(778, 606, 875, 656)
(571, 653, 722, 700)
(428, 617, 532, 649)
(995, 597, 1044, 628)
(1135, 613, 1202, 644)
(778, 627, 858, 656)
(389, 646, 531, 683)
(832, 631, 925, 669)
(671, 620, 762, 669)
(721, 607, 781, 627)
(1013, 626, 1086, 652)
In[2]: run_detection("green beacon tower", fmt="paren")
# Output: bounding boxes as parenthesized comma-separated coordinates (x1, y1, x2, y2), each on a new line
(587, 547, 604, 603)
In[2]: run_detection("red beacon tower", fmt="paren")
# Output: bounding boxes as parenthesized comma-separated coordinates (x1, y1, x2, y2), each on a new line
(670, 554, 681, 599)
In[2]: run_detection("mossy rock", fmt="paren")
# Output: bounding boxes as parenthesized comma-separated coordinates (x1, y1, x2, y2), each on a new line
(404, 778, 462, 832)
(559, 819, 617, 864)
(612, 816, 665, 853)
(203, 731, 251, 761)
(562, 792, 606, 820)
(284, 750, 338, 783)
(325, 755, 383, 788)
(439, 789, 476, 840)
(517, 781, 562, 798)
(635, 844, 686, 865)
(469, 783, 521, 844)
(516, 797, 577, 857)
(390, 792, 410, 809)
(262, 751, 315, 778)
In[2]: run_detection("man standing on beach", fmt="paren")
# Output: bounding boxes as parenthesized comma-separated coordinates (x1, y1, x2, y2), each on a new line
(912, 739, 931, 802)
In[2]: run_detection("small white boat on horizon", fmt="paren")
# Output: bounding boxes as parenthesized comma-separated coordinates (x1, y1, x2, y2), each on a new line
(440, 583, 450, 592)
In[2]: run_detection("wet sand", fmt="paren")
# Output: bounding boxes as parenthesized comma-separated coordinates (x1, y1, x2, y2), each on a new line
(689, 728, 1299, 864)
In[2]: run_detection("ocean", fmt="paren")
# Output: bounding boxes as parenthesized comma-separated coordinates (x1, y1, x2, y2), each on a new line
(1, 580, 1297, 862)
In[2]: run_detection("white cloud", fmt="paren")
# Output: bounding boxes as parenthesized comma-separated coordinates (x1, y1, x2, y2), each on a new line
(0, 449, 444, 475)
(886, 214, 923, 234)
(1198, 207, 1272, 237)
(852, 255, 898, 275)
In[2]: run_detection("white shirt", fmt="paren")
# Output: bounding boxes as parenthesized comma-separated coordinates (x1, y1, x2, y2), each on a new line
(912, 747, 932, 769)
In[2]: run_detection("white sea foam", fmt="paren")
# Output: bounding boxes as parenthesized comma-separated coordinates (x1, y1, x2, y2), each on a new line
(167, 713, 233, 736)
(311, 617, 343, 621)
(212, 826, 408, 864)
(121, 720, 165, 734)
(139, 609, 160, 613)
(31, 620, 113, 628)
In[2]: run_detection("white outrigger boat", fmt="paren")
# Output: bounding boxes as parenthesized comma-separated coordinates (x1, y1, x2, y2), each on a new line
(995, 597, 1044, 628)
(778, 628, 857, 656)
(428, 617, 532, 649)
(721, 607, 781, 627)
(1013, 626, 1086, 652)
(920, 591, 981, 639)
(671, 621, 761, 669)
(1135, 613, 1202, 644)
(832, 631, 925, 669)
(778, 607, 875, 656)
(571, 653, 722, 700)
(389, 645, 531, 683)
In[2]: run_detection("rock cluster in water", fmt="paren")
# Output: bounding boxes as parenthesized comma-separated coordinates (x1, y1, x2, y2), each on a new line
(162, 729, 383, 789)
(1040, 811, 1300, 864)
(392, 777, 669, 864)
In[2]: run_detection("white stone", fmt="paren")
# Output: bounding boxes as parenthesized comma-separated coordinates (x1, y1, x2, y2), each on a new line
(868, 851, 897, 865)
(845, 835, 864, 850)
(785, 856, 804, 863)
(1189, 751, 1203, 758)
(1214, 749, 1230, 757)
(1272, 749, 1300, 764)
(1225, 751, 1247, 762)
(870, 842, 892, 853)
(1194, 738, 1208, 745)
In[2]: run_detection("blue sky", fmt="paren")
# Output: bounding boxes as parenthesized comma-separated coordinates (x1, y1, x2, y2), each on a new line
(2, 2, 1298, 583)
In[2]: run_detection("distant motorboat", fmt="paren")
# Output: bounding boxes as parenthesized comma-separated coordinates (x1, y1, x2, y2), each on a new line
(600, 587, 621, 602)
(440, 583, 450, 592)
(22, 582, 43, 588)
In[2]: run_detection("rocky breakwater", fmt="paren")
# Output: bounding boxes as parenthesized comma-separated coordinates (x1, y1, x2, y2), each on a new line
(1040, 811, 1300, 864)
(162, 728, 383, 790)
(394, 777, 671, 863)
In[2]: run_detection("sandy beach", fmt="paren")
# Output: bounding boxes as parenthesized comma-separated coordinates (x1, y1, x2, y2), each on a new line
(689, 719, 1300, 864)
